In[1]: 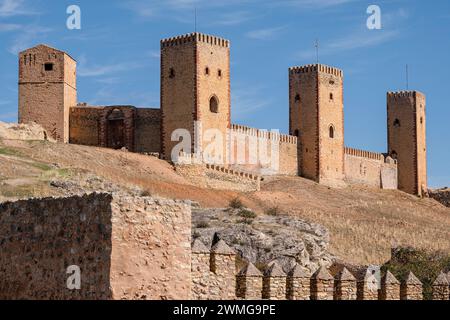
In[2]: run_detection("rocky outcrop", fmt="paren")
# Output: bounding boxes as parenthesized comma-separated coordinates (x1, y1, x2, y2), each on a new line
(429, 188, 450, 207)
(192, 207, 334, 274)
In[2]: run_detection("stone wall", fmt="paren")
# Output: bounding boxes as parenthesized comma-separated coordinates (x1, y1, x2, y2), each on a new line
(135, 108, 161, 154)
(0, 193, 112, 299)
(175, 162, 261, 192)
(228, 124, 298, 176)
(0, 193, 192, 300)
(191, 240, 445, 301)
(344, 147, 398, 189)
(69, 106, 102, 146)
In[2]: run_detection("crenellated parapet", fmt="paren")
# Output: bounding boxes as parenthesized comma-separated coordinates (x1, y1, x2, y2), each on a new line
(344, 147, 385, 162)
(432, 272, 449, 300)
(400, 272, 423, 300)
(161, 32, 230, 48)
(334, 267, 357, 300)
(379, 270, 401, 300)
(230, 124, 298, 145)
(190, 242, 425, 300)
(262, 262, 287, 300)
(289, 64, 343, 78)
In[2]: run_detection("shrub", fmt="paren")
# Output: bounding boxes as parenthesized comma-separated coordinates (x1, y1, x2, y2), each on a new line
(382, 247, 450, 300)
(196, 221, 210, 229)
(229, 197, 243, 209)
(238, 209, 257, 219)
(237, 218, 254, 225)
(265, 206, 280, 216)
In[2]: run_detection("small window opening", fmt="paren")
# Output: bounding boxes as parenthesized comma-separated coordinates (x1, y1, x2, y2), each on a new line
(44, 63, 54, 71)
(393, 119, 401, 127)
(420, 117, 423, 124)
(329, 93, 334, 100)
(391, 151, 398, 160)
(209, 96, 219, 113)
(329, 126, 335, 138)
(205, 67, 210, 76)
(294, 129, 299, 137)
(169, 68, 175, 78)
(218, 69, 222, 77)
(295, 94, 300, 102)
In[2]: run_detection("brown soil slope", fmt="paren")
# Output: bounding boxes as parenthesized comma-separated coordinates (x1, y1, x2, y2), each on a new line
(0, 139, 449, 265)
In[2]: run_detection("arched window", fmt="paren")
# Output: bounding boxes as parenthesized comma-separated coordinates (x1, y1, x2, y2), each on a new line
(169, 68, 175, 78)
(329, 93, 334, 100)
(294, 94, 300, 102)
(209, 96, 219, 113)
(294, 129, 299, 137)
(329, 125, 335, 138)
(391, 150, 398, 160)
(393, 119, 401, 127)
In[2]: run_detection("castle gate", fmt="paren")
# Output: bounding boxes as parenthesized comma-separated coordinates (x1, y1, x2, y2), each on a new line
(107, 109, 125, 149)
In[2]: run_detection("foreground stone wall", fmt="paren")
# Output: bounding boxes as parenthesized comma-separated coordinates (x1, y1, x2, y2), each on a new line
(0, 193, 113, 299)
(110, 196, 191, 300)
(0, 193, 192, 300)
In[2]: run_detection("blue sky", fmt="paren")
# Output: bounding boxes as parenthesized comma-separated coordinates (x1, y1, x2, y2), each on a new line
(0, 0, 449, 187)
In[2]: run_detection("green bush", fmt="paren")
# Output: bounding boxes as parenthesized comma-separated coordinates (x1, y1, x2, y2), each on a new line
(382, 247, 450, 300)
(238, 209, 257, 219)
(229, 197, 243, 209)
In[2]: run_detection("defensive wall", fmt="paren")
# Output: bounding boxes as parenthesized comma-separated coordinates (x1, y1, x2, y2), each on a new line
(0, 193, 191, 300)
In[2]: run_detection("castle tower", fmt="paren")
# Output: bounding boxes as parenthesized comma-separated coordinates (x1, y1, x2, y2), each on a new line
(18, 45, 77, 142)
(387, 91, 427, 196)
(160, 33, 231, 163)
(289, 64, 344, 186)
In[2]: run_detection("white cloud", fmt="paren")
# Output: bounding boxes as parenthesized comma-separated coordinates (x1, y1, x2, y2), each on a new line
(0, 0, 37, 17)
(245, 26, 286, 40)
(232, 85, 272, 119)
(0, 23, 21, 32)
(276, 0, 356, 9)
(8, 26, 52, 55)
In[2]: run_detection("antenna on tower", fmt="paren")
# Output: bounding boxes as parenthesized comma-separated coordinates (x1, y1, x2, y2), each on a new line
(406, 64, 409, 90)
(315, 39, 319, 64)
(194, 7, 197, 33)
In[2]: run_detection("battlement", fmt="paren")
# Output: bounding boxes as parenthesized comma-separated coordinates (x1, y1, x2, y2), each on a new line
(345, 147, 384, 161)
(161, 32, 230, 48)
(387, 91, 424, 99)
(191, 240, 441, 300)
(230, 124, 298, 144)
(289, 64, 343, 77)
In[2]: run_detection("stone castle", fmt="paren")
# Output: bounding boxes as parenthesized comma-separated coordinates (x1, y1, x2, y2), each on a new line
(18, 32, 427, 196)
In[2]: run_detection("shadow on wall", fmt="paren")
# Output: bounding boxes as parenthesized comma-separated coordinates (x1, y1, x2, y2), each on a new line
(0, 193, 113, 299)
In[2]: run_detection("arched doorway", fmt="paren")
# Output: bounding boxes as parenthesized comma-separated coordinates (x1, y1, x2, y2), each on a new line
(107, 109, 125, 149)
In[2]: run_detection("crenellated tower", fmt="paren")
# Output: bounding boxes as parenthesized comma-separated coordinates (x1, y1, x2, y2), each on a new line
(289, 64, 345, 186)
(387, 91, 427, 196)
(160, 32, 231, 162)
(18, 44, 77, 143)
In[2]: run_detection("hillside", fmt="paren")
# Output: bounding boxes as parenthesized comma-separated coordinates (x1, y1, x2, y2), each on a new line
(0, 128, 449, 266)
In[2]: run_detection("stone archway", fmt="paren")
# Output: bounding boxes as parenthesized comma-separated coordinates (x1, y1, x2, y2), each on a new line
(107, 109, 125, 150)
